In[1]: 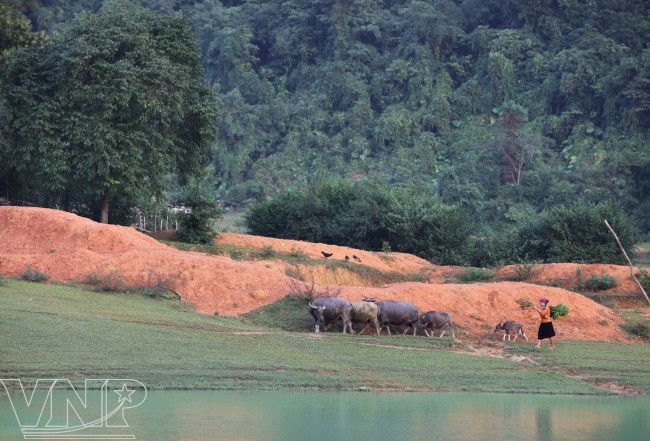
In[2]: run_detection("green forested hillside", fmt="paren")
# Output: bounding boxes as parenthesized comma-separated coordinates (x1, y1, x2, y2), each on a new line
(3, 0, 650, 240)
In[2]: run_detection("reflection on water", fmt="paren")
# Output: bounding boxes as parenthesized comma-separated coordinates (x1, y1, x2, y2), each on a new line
(2, 390, 649, 441)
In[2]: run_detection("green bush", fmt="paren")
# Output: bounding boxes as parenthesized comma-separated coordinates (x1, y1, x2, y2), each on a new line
(20, 266, 49, 283)
(516, 298, 533, 309)
(245, 178, 473, 265)
(637, 269, 650, 293)
(175, 180, 224, 245)
(550, 304, 570, 319)
(84, 270, 127, 292)
(513, 262, 542, 281)
(583, 273, 618, 291)
(467, 232, 520, 267)
(259, 246, 277, 258)
(457, 268, 495, 283)
(515, 201, 638, 264)
(620, 321, 650, 341)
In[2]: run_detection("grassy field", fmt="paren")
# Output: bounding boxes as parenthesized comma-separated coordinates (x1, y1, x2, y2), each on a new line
(1, 279, 649, 395)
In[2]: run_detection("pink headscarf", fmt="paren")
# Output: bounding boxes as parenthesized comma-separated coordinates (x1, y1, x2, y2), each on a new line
(539, 298, 549, 305)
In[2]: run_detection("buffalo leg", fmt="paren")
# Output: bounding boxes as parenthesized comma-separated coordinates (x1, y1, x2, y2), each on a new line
(358, 323, 370, 335)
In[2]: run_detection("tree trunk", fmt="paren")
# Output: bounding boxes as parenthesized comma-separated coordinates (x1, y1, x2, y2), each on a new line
(3, 166, 17, 201)
(100, 191, 110, 224)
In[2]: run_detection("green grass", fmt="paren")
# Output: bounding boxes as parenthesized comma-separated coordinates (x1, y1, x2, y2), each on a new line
(509, 341, 650, 393)
(2, 279, 650, 394)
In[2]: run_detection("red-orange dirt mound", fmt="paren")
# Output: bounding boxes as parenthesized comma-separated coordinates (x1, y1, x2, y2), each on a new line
(0, 207, 294, 315)
(0, 206, 645, 342)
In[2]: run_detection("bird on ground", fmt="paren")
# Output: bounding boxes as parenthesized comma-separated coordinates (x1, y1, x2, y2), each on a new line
(345, 256, 350, 261)
(322, 251, 333, 259)
(353, 255, 362, 262)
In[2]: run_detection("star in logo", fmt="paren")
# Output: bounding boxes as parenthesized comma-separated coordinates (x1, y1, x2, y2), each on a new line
(114, 384, 135, 404)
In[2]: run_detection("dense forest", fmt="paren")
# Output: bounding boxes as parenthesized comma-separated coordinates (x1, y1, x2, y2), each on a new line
(2, 0, 649, 263)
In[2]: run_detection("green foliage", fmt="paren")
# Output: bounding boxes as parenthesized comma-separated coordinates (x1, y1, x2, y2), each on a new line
(5, 0, 650, 244)
(513, 262, 542, 282)
(176, 185, 224, 245)
(516, 298, 533, 309)
(259, 246, 277, 259)
(573, 271, 618, 292)
(246, 178, 473, 265)
(620, 321, 650, 341)
(637, 269, 650, 293)
(20, 265, 49, 283)
(84, 270, 126, 292)
(1, 0, 216, 223)
(456, 268, 495, 283)
(550, 304, 570, 320)
(0, 2, 47, 59)
(516, 201, 639, 264)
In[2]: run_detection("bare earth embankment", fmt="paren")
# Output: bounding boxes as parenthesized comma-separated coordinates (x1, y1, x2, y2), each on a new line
(0, 206, 646, 343)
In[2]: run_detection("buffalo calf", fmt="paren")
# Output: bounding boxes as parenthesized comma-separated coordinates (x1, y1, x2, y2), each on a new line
(421, 311, 456, 338)
(493, 320, 528, 342)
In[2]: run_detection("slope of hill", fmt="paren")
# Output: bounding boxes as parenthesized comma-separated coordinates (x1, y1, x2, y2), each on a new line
(0, 206, 645, 342)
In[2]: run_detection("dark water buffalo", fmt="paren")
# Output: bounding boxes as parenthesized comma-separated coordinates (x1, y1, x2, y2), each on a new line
(375, 300, 420, 336)
(421, 311, 456, 338)
(309, 297, 353, 333)
(493, 320, 528, 341)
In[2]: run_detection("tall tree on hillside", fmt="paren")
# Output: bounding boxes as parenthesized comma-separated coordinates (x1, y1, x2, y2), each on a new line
(60, 0, 217, 223)
(0, 1, 48, 201)
(6, 0, 217, 223)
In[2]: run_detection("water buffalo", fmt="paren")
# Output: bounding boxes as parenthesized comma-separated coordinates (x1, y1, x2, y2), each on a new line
(309, 297, 353, 333)
(375, 300, 420, 336)
(493, 320, 528, 341)
(421, 311, 456, 338)
(349, 301, 381, 335)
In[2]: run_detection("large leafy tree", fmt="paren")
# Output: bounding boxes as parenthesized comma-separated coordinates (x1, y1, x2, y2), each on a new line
(57, 0, 217, 223)
(0, 1, 48, 201)
(3, 0, 217, 222)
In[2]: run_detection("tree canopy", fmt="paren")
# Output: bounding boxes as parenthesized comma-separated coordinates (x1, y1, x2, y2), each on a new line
(3, 0, 650, 261)
(1, 0, 216, 222)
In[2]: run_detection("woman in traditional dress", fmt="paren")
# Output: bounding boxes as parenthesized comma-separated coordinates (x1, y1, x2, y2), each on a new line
(534, 297, 555, 349)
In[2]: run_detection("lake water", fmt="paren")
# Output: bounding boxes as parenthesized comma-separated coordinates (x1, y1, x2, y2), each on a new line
(1, 390, 649, 441)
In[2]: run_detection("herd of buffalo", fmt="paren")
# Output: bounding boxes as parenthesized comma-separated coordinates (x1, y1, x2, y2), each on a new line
(308, 297, 529, 341)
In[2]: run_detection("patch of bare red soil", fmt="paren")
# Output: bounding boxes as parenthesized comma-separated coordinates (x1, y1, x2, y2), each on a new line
(1, 207, 645, 343)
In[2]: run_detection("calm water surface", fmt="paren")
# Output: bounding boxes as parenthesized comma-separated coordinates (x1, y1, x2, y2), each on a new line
(1, 390, 649, 441)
